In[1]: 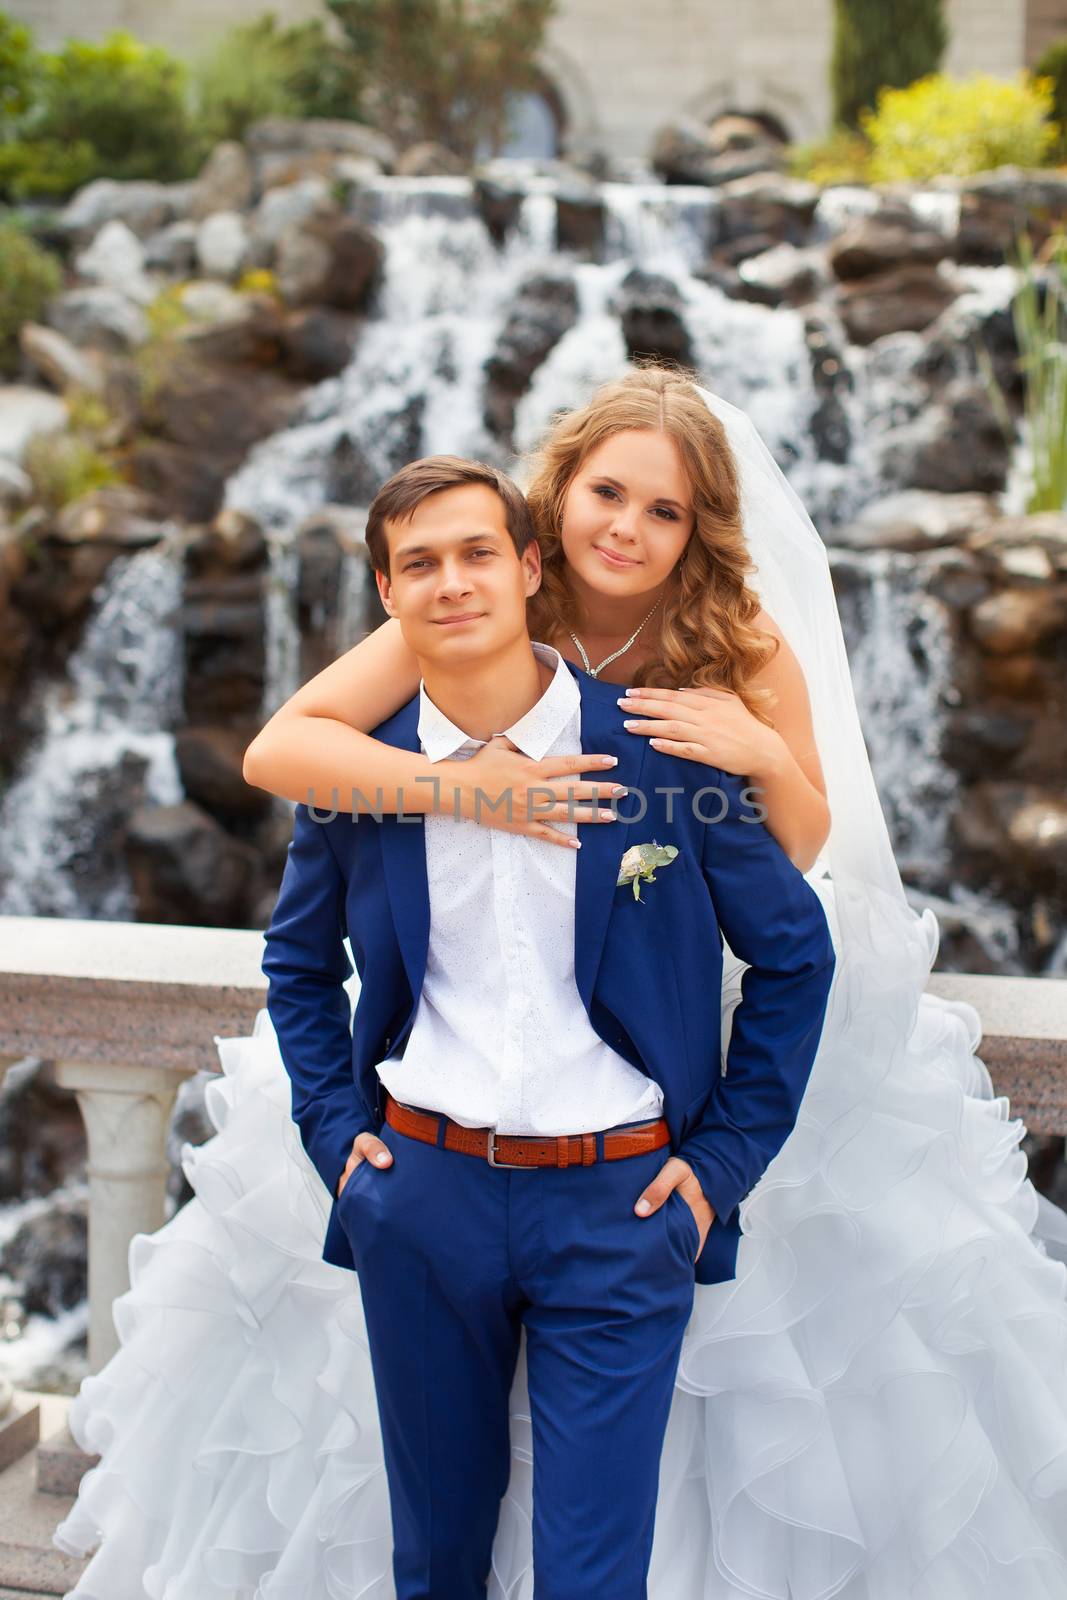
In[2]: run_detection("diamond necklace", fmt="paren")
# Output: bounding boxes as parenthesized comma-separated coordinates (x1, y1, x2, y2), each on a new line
(567, 595, 663, 679)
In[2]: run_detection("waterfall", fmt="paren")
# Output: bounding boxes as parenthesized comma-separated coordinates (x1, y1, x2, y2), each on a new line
(2, 172, 1026, 945)
(0, 544, 184, 918)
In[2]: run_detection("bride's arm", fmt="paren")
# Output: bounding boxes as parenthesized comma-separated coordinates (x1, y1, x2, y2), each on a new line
(243, 619, 429, 812)
(243, 618, 621, 844)
(616, 613, 831, 873)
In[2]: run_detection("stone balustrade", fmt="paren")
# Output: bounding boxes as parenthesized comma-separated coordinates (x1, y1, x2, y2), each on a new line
(0, 916, 265, 1369)
(0, 915, 1065, 1375)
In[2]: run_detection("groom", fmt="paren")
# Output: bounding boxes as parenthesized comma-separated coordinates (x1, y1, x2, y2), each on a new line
(262, 454, 836, 1598)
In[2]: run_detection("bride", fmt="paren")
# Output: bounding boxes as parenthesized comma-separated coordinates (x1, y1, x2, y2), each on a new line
(53, 365, 1067, 1598)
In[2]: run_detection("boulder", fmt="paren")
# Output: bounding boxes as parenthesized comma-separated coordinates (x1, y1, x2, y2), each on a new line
(47, 287, 148, 353)
(828, 212, 949, 280)
(275, 213, 383, 309)
(878, 379, 1010, 494)
(836, 263, 960, 344)
(617, 268, 692, 367)
(19, 324, 105, 395)
(244, 117, 396, 189)
(175, 726, 272, 818)
(195, 211, 250, 281)
(966, 512, 1067, 578)
(74, 219, 156, 305)
(395, 141, 467, 177)
(143, 219, 199, 276)
(124, 799, 260, 925)
(474, 175, 525, 247)
(651, 117, 787, 186)
(556, 188, 606, 258)
(3, 1205, 86, 1317)
(190, 140, 255, 221)
(52, 486, 170, 547)
(279, 306, 360, 380)
(247, 177, 335, 260)
(838, 489, 1000, 552)
(484, 273, 579, 439)
(0, 386, 68, 464)
(951, 168, 1067, 265)
(713, 171, 820, 263)
(56, 177, 191, 244)
(968, 586, 1067, 654)
(736, 242, 828, 307)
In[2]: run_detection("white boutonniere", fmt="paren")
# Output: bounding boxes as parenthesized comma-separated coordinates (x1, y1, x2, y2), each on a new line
(616, 840, 679, 902)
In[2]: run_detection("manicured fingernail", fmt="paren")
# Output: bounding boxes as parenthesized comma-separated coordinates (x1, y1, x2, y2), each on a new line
(570, 838, 582, 848)
(376, 1152, 389, 1164)
(611, 785, 628, 795)
(635, 1198, 651, 1215)
(622, 720, 639, 729)
(601, 756, 618, 766)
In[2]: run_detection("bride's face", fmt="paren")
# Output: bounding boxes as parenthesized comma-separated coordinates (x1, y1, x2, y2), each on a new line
(559, 428, 695, 602)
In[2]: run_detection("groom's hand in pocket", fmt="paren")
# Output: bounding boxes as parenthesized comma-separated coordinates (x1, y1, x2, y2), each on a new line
(336, 1132, 393, 1198)
(634, 1155, 715, 1257)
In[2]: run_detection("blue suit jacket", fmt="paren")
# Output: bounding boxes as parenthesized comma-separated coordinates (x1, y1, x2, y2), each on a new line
(263, 659, 836, 1286)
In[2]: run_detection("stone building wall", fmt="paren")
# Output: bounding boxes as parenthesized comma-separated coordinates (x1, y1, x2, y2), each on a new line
(7, 0, 1067, 161)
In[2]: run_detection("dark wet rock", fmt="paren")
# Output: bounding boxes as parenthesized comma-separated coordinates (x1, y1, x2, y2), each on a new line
(484, 274, 579, 441)
(125, 799, 260, 925)
(616, 268, 691, 368)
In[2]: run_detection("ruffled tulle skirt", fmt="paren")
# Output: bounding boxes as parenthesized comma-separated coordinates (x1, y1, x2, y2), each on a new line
(53, 881, 1067, 1598)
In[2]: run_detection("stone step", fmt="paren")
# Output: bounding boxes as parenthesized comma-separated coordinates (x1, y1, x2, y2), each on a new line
(36, 1425, 97, 1501)
(0, 1395, 88, 1596)
(0, 1448, 86, 1593)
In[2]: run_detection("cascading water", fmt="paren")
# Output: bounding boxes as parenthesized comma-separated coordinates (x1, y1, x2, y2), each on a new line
(1, 173, 1026, 952)
(0, 543, 184, 918)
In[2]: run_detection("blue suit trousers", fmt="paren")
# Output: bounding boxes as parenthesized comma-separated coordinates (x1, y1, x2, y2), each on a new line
(338, 1109, 700, 1599)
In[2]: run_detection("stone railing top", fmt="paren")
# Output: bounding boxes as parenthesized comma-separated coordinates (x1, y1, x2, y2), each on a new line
(0, 915, 266, 989)
(0, 918, 1065, 1125)
(0, 915, 266, 1073)
(926, 973, 1067, 1050)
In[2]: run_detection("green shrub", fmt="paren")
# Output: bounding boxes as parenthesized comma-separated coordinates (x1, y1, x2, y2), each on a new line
(23, 31, 198, 189)
(1033, 36, 1067, 159)
(978, 228, 1067, 514)
(191, 14, 366, 147)
(0, 220, 63, 374)
(0, 10, 38, 125)
(787, 126, 872, 186)
(861, 71, 1058, 181)
(831, 0, 947, 130)
(23, 431, 120, 509)
(0, 136, 97, 201)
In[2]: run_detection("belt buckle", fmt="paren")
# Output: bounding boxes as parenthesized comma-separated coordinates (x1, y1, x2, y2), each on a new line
(486, 1130, 527, 1168)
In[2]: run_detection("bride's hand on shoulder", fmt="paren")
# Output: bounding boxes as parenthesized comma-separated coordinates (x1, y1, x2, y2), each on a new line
(454, 736, 626, 848)
(616, 685, 784, 778)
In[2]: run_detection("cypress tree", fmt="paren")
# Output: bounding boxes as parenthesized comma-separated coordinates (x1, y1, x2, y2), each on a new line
(831, 0, 948, 130)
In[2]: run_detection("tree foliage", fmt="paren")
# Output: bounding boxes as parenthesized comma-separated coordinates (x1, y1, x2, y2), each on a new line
(831, 0, 948, 130)
(191, 14, 368, 146)
(325, 0, 556, 160)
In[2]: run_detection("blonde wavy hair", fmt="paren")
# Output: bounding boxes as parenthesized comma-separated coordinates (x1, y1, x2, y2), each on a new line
(523, 361, 780, 726)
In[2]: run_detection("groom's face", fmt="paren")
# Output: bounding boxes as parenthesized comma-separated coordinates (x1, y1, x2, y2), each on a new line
(376, 483, 542, 668)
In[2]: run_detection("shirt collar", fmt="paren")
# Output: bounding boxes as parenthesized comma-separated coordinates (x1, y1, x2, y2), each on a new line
(417, 641, 579, 762)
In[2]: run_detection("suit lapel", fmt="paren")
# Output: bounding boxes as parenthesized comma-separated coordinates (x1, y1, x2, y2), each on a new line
(377, 667, 650, 1018)
(572, 671, 653, 1009)
(377, 700, 431, 1007)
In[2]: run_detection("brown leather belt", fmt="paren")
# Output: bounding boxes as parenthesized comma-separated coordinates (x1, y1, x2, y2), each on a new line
(384, 1092, 670, 1168)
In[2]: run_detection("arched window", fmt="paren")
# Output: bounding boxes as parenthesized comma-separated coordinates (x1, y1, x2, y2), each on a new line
(478, 78, 565, 160)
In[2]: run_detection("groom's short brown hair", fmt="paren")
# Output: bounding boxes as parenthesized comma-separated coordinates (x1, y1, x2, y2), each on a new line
(365, 455, 536, 577)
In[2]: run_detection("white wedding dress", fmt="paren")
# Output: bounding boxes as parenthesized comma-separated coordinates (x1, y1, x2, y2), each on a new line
(52, 875, 1067, 1600)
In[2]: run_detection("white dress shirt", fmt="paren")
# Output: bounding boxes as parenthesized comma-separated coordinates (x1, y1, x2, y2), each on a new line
(374, 641, 665, 1134)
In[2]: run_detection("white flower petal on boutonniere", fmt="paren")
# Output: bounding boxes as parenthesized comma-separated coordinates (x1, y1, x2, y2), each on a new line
(616, 840, 679, 902)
